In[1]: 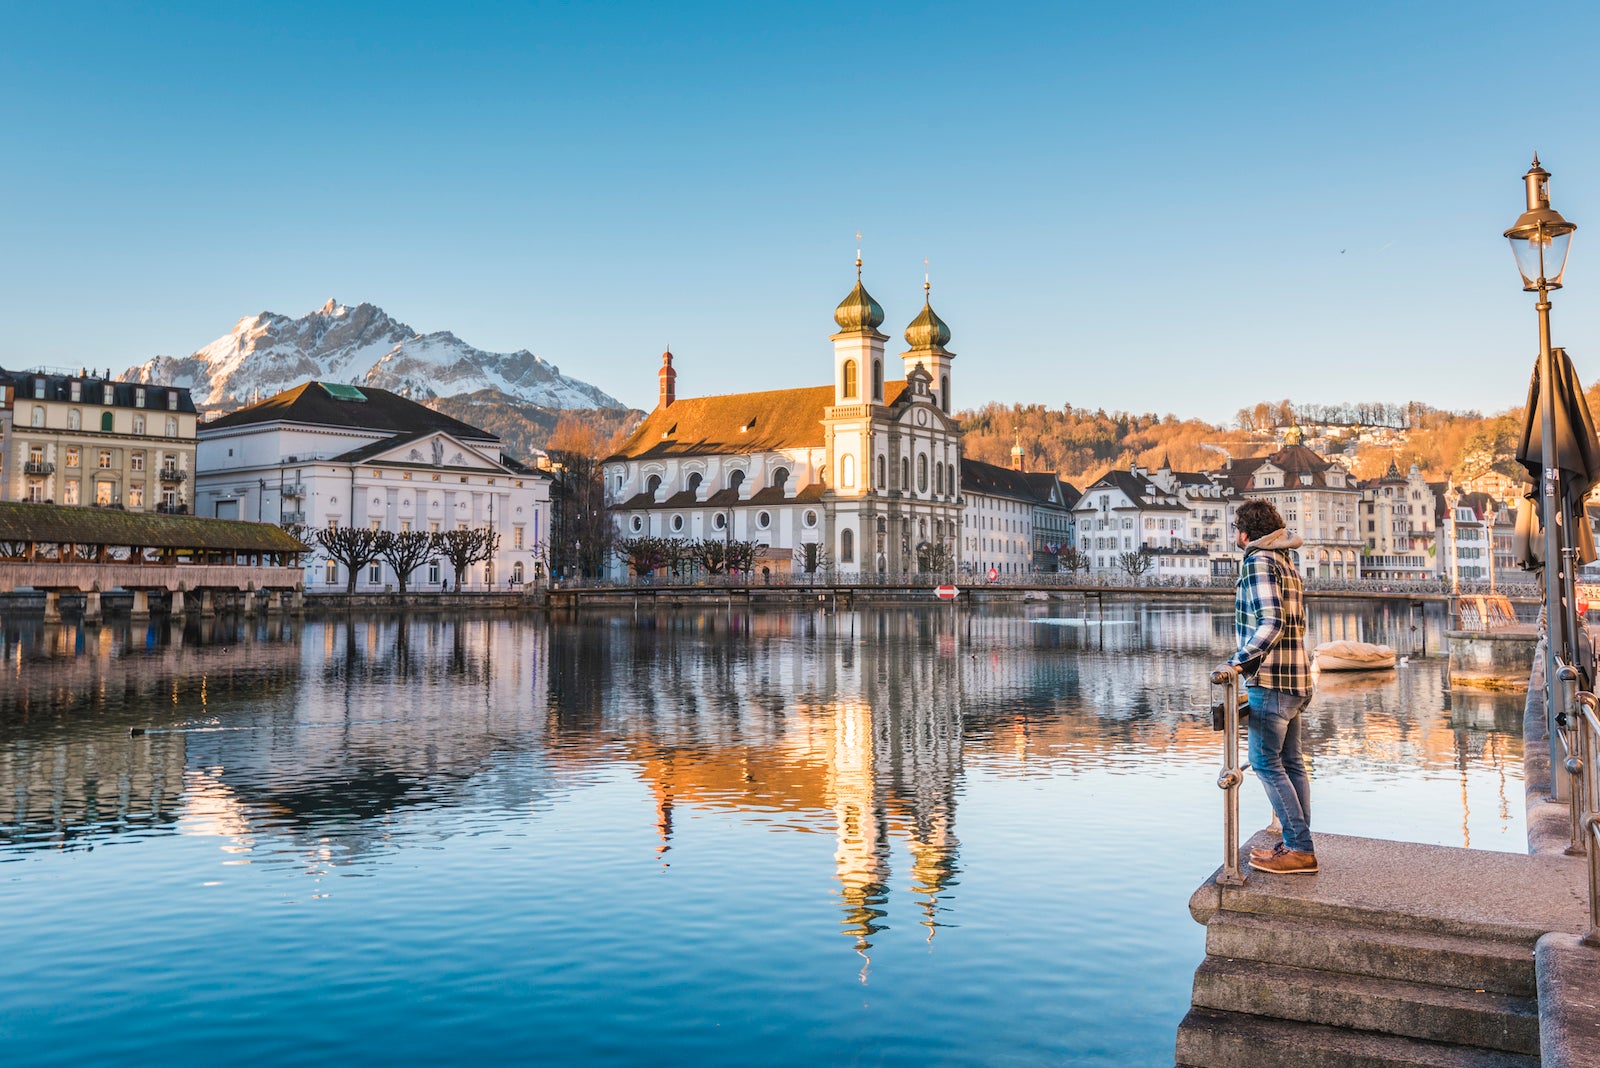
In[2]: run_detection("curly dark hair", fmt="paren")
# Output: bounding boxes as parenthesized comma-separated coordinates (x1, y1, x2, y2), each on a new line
(1235, 499, 1285, 541)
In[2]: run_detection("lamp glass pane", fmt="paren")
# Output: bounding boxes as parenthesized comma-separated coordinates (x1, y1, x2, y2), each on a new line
(1510, 231, 1573, 289)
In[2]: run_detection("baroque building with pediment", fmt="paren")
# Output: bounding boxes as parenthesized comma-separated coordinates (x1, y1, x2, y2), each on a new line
(603, 264, 964, 577)
(195, 381, 552, 590)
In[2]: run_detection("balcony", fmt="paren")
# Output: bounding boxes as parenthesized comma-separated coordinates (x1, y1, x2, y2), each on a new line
(280, 483, 306, 498)
(281, 511, 306, 525)
(23, 460, 54, 476)
(158, 468, 188, 483)
(155, 502, 190, 515)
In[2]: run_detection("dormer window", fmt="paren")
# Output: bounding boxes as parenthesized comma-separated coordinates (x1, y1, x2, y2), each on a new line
(167, 392, 178, 410)
(135, 388, 145, 408)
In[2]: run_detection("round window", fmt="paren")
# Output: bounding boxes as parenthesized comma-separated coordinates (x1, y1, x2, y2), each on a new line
(713, 513, 726, 530)
(757, 511, 771, 529)
(631, 515, 643, 533)
(672, 514, 684, 532)
(803, 510, 817, 528)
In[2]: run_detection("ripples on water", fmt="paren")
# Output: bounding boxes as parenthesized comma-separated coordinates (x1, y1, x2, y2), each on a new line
(0, 599, 1523, 1065)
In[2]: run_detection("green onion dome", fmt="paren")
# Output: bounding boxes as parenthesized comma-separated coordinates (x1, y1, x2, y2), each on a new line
(833, 279, 886, 333)
(904, 298, 951, 351)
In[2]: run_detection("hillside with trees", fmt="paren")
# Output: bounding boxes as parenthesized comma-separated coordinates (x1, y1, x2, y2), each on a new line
(958, 382, 1600, 490)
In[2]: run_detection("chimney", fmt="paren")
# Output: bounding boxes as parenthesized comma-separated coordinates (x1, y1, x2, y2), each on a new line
(658, 349, 676, 409)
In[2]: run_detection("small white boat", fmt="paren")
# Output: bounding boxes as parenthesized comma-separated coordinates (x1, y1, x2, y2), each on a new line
(1314, 640, 1398, 672)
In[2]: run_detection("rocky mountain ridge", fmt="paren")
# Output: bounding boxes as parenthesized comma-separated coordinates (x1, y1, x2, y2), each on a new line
(120, 299, 625, 413)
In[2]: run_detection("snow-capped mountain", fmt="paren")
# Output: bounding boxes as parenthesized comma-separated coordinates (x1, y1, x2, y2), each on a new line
(121, 299, 625, 412)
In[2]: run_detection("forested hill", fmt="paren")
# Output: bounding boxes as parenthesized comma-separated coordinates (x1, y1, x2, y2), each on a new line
(957, 386, 1600, 488)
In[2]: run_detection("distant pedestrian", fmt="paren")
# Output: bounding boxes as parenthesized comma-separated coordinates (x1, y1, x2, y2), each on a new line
(1218, 498, 1317, 875)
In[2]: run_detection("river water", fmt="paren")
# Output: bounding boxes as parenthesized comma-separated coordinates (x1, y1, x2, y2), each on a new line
(0, 599, 1525, 1066)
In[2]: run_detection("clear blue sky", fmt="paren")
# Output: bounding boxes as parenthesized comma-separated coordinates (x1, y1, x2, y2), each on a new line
(2, 2, 1598, 425)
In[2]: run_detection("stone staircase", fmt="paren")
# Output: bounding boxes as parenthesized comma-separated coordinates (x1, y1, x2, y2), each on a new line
(1175, 832, 1587, 1067)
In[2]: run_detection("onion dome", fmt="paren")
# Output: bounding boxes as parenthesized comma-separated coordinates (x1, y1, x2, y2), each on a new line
(833, 277, 885, 333)
(904, 295, 952, 352)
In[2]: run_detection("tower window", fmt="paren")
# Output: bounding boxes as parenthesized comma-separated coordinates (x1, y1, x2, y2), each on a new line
(842, 359, 858, 399)
(873, 360, 883, 402)
(840, 454, 856, 489)
(840, 528, 855, 564)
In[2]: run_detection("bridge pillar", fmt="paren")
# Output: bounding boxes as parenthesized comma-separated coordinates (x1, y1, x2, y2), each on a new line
(198, 590, 215, 618)
(291, 587, 305, 616)
(129, 590, 150, 619)
(42, 591, 61, 624)
(83, 590, 102, 624)
(169, 589, 185, 616)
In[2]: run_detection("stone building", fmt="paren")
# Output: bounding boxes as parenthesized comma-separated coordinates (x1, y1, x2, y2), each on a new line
(1357, 460, 1438, 581)
(603, 265, 964, 578)
(0, 368, 197, 512)
(1223, 435, 1362, 579)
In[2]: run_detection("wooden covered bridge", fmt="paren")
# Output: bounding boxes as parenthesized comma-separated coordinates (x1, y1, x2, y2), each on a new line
(0, 502, 307, 621)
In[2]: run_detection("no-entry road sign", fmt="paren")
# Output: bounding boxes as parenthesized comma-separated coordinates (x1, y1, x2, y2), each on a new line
(935, 584, 960, 600)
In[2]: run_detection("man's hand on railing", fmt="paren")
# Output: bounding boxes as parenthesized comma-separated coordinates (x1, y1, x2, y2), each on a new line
(1211, 663, 1240, 685)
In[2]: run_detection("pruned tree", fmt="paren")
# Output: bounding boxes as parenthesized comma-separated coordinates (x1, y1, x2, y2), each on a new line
(438, 527, 500, 588)
(1060, 545, 1092, 578)
(1117, 546, 1154, 579)
(375, 529, 439, 595)
(793, 542, 834, 577)
(726, 539, 761, 577)
(315, 526, 383, 594)
(690, 538, 729, 576)
(918, 539, 957, 574)
(617, 535, 674, 578)
(546, 413, 624, 579)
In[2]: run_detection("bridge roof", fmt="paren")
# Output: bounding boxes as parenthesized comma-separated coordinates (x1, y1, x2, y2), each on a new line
(0, 503, 306, 551)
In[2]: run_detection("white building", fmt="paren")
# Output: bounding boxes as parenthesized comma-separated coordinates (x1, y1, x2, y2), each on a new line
(1072, 466, 1193, 575)
(196, 382, 552, 590)
(603, 266, 965, 579)
(959, 458, 1041, 578)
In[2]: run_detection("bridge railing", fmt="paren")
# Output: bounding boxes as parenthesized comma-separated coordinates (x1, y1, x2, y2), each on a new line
(1563, 686, 1600, 946)
(1210, 664, 1247, 887)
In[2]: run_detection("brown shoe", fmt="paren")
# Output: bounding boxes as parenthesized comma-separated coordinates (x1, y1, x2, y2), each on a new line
(1249, 841, 1285, 861)
(1249, 849, 1318, 875)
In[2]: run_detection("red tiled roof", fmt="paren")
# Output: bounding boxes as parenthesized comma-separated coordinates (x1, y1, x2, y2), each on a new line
(607, 382, 909, 461)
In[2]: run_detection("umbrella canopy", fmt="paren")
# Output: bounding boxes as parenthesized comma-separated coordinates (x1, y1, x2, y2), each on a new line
(1515, 346, 1600, 566)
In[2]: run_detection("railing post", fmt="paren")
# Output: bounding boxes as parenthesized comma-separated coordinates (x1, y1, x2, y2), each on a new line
(1560, 662, 1586, 854)
(1212, 665, 1247, 887)
(1571, 692, 1600, 946)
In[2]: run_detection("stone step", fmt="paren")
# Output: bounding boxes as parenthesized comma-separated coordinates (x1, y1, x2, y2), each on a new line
(1175, 1006, 1541, 1068)
(1190, 833, 1588, 947)
(1192, 957, 1540, 1055)
(1206, 910, 1536, 997)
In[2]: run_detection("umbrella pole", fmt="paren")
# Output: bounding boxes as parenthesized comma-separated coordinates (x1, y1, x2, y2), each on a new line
(1538, 293, 1571, 803)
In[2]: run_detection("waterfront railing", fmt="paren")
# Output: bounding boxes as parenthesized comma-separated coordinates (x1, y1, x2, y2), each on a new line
(1210, 664, 1247, 886)
(1562, 682, 1600, 946)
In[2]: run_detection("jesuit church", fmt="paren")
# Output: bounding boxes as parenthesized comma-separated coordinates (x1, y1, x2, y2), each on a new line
(603, 261, 963, 577)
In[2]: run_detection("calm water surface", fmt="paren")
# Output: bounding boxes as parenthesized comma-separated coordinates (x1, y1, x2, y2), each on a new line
(0, 599, 1524, 1066)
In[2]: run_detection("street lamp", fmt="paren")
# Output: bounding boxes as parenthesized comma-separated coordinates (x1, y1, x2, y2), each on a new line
(1505, 154, 1577, 802)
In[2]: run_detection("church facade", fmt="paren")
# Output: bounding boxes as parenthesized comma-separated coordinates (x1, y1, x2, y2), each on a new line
(603, 266, 964, 578)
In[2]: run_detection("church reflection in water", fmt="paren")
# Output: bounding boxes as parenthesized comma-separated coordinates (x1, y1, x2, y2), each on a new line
(0, 599, 1526, 963)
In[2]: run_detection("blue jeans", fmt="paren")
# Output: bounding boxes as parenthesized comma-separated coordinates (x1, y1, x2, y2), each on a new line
(1247, 685, 1314, 854)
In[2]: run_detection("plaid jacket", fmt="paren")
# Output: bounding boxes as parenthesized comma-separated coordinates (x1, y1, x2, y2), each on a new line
(1230, 536, 1312, 695)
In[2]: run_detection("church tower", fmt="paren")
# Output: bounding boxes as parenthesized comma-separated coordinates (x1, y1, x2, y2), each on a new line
(831, 252, 887, 406)
(900, 279, 955, 413)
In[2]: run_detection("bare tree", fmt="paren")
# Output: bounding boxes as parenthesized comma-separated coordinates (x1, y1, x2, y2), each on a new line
(793, 542, 834, 577)
(726, 539, 762, 578)
(546, 413, 624, 579)
(315, 526, 383, 594)
(1117, 546, 1154, 579)
(690, 539, 729, 575)
(617, 535, 673, 579)
(1060, 545, 1092, 579)
(438, 527, 500, 588)
(375, 530, 439, 595)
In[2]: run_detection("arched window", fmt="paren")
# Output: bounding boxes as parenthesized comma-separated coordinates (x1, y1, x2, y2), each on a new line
(164, 416, 175, 436)
(842, 359, 858, 399)
(873, 360, 883, 402)
(840, 528, 855, 564)
(948, 465, 956, 496)
(728, 470, 745, 493)
(646, 474, 662, 495)
(877, 455, 886, 490)
(901, 457, 909, 491)
(917, 454, 928, 493)
(30, 406, 43, 427)
(840, 454, 855, 488)
(941, 375, 950, 412)
(934, 461, 944, 496)
(68, 409, 81, 430)
(772, 467, 790, 491)
(103, 412, 115, 432)
(687, 472, 703, 495)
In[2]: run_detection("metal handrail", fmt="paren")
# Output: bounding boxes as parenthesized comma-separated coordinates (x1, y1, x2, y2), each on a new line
(1211, 664, 1247, 886)
(1556, 659, 1585, 853)
(1565, 690, 1600, 946)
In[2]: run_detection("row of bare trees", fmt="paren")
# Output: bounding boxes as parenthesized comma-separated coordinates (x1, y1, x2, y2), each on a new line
(311, 526, 502, 594)
(615, 536, 767, 580)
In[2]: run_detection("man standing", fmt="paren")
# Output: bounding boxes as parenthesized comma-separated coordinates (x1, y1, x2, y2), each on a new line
(1222, 498, 1317, 875)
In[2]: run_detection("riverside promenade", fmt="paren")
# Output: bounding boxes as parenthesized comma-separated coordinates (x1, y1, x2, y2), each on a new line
(1175, 646, 1600, 1067)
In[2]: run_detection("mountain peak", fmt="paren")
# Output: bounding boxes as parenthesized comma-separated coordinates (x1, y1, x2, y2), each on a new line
(120, 300, 624, 414)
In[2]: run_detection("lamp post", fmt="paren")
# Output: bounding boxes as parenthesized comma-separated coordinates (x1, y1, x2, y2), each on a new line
(1505, 155, 1577, 802)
